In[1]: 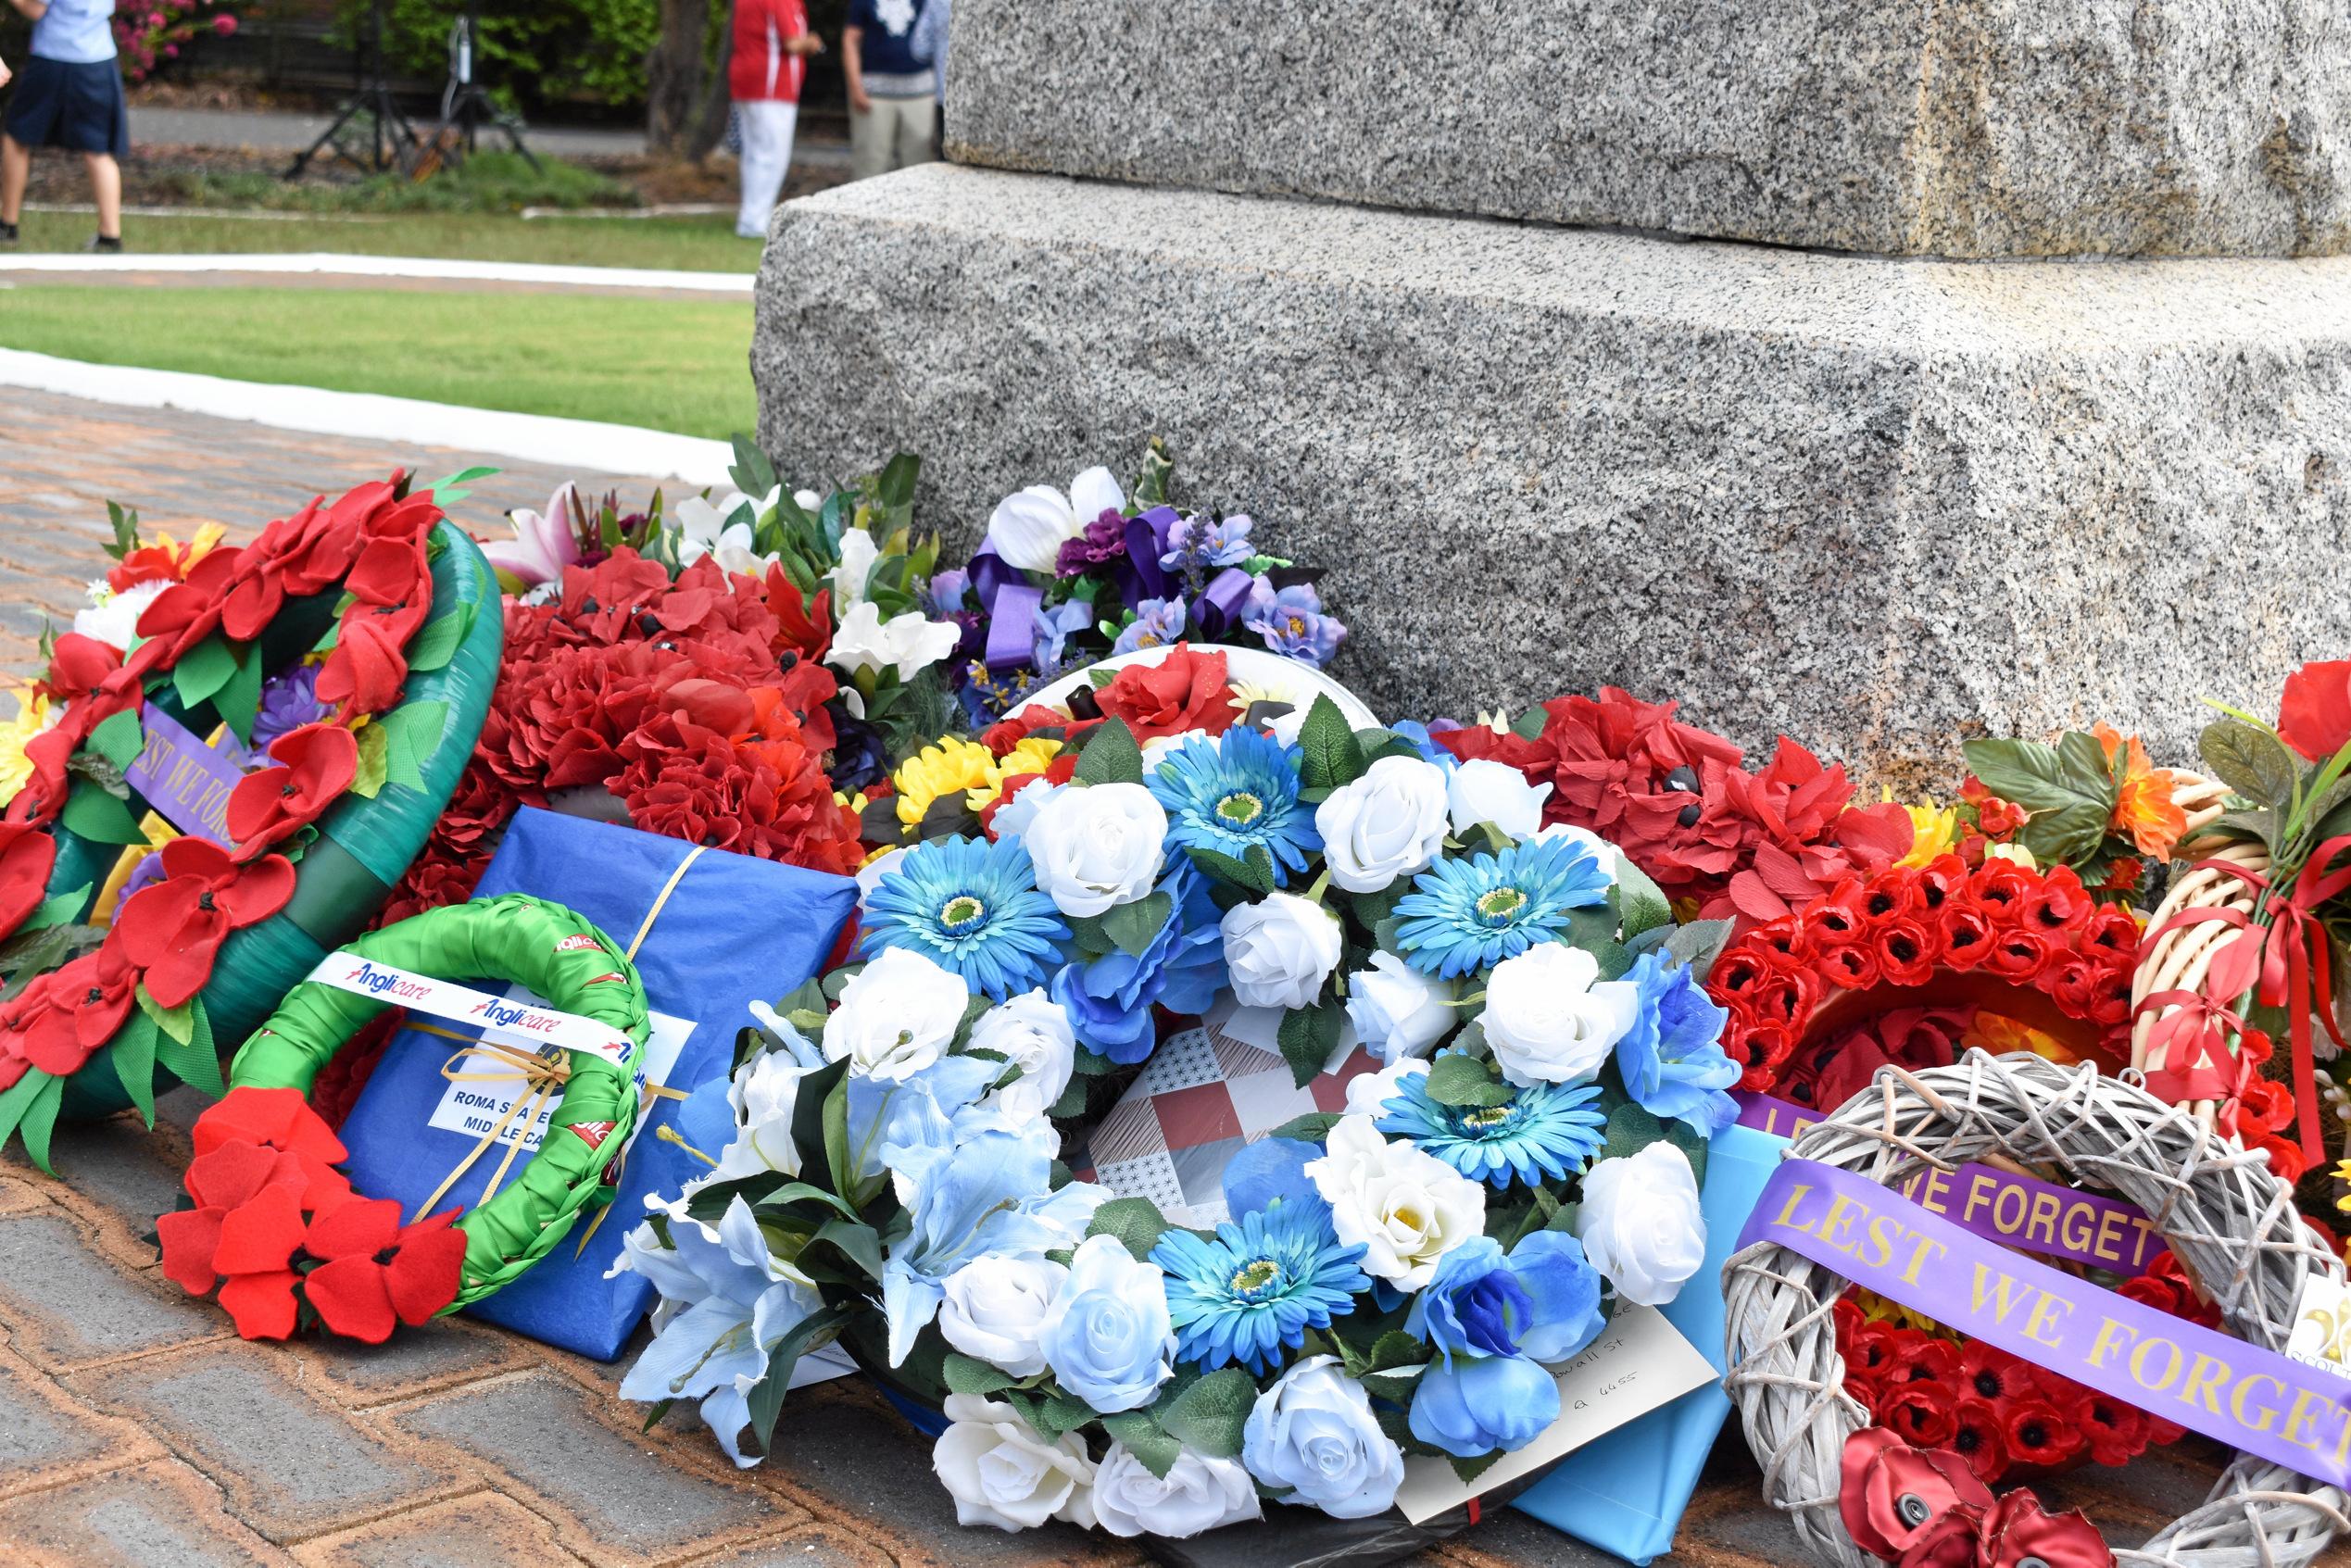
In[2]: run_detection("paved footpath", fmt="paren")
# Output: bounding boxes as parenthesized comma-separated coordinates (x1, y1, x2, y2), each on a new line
(0, 402, 2293, 1567)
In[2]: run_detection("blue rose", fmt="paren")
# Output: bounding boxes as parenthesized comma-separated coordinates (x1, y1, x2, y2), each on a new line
(1408, 1352, 1560, 1458)
(1220, 1135, 1326, 1222)
(1403, 1230, 1604, 1367)
(1035, 1235, 1176, 1412)
(1049, 867, 1226, 1063)
(1614, 951, 1740, 1136)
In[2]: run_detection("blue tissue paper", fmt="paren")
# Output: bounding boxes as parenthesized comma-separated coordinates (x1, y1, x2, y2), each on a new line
(334, 807, 858, 1359)
(1509, 1122, 1781, 1564)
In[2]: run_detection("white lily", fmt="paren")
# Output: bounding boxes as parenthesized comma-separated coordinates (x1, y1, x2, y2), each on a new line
(825, 600, 963, 683)
(675, 484, 784, 577)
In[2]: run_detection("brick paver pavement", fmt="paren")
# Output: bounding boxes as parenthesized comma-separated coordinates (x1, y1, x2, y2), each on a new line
(0, 396, 2312, 1567)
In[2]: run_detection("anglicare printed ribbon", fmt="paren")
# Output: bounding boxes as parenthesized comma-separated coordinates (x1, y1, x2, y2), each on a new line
(303, 953, 635, 1066)
(1739, 1158, 2351, 1489)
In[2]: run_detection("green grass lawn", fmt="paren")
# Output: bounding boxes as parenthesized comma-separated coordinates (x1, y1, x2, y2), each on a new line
(6, 207, 761, 271)
(0, 284, 755, 438)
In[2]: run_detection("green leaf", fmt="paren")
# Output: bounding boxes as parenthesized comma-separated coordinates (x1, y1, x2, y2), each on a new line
(1613, 855, 1672, 937)
(1449, 1449, 1504, 1486)
(728, 435, 780, 500)
(87, 710, 144, 772)
(60, 782, 146, 847)
(1075, 718, 1145, 787)
(1101, 1409, 1184, 1477)
(170, 636, 239, 709)
(1267, 1111, 1339, 1145)
(1185, 845, 1273, 897)
(111, 1009, 159, 1126)
(1365, 1331, 1426, 1373)
(155, 998, 224, 1100)
(1297, 696, 1366, 792)
(19, 884, 91, 935)
(1601, 1100, 1667, 1164)
(424, 464, 499, 502)
(1663, 919, 1735, 983)
(1130, 435, 1176, 509)
(0, 1068, 56, 1170)
(744, 1301, 850, 1459)
(105, 499, 140, 560)
(822, 1070, 858, 1208)
(1276, 1000, 1344, 1087)
(1155, 1366, 1256, 1459)
(376, 699, 451, 793)
(135, 983, 194, 1046)
(1511, 708, 1549, 742)
(1101, 891, 1173, 960)
(404, 602, 471, 673)
(2199, 719, 2300, 812)
(750, 1179, 862, 1222)
(11, 1074, 64, 1176)
(1087, 1195, 1173, 1262)
(2017, 800, 2111, 870)
(874, 452, 921, 510)
(1961, 736, 2109, 815)
(1426, 1053, 1513, 1109)
(214, 644, 262, 746)
(350, 721, 390, 800)
(1359, 1368, 1426, 1403)
(810, 1217, 884, 1280)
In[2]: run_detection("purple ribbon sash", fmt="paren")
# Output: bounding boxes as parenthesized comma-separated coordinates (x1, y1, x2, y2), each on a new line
(123, 707, 245, 847)
(1734, 1092, 2159, 1275)
(1741, 1158, 2351, 1488)
(983, 582, 1045, 672)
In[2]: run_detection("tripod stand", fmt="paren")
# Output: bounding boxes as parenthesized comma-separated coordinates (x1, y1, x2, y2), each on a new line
(286, 0, 422, 179)
(436, 1, 540, 173)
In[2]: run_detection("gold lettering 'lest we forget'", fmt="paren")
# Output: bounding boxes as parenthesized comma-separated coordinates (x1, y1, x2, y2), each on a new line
(1766, 1183, 1949, 1286)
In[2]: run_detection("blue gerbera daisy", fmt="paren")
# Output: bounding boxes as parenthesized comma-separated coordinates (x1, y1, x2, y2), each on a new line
(1391, 836, 1613, 979)
(859, 835, 1070, 999)
(1148, 727, 1322, 884)
(1151, 1198, 1369, 1374)
(1375, 1065, 1607, 1189)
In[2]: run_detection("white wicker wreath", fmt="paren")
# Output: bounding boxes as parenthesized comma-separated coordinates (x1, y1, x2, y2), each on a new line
(1723, 1049, 2351, 1568)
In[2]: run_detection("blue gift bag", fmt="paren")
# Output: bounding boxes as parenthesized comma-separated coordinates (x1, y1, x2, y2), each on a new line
(334, 807, 858, 1359)
(1509, 1123, 1780, 1564)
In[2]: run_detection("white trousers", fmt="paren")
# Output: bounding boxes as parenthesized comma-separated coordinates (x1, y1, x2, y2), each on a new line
(736, 100, 799, 239)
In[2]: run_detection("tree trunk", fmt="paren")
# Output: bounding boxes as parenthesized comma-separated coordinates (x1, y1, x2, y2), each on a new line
(686, 27, 735, 162)
(645, 0, 712, 159)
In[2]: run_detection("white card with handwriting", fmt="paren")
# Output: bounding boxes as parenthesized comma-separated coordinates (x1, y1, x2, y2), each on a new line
(1389, 1302, 1718, 1525)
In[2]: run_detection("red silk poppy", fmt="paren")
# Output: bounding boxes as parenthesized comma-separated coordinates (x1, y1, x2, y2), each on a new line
(0, 823, 59, 943)
(1841, 1429, 1994, 1562)
(1975, 1490, 2108, 1568)
(114, 840, 296, 1008)
(226, 722, 358, 859)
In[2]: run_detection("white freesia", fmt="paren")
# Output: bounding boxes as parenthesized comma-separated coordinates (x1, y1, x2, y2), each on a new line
(828, 526, 879, 608)
(1342, 1055, 1428, 1119)
(1345, 952, 1457, 1064)
(1093, 1444, 1262, 1538)
(1577, 1143, 1707, 1307)
(1447, 758, 1553, 840)
(1221, 893, 1343, 1010)
(1240, 1356, 1404, 1519)
(932, 1392, 1098, 1530)
(1314, 756, 1450, 892)
(707, 1048, 812, 1179)
(1534, 822, 1621, 885)
(70, 578, 170, 652)
(1304, 1115, 1484, 1290)
(823, 947, 970, 1082)
(825, 599, 963, 683)
(1023, 783, 1166, 916)
(971, 988, 1077, 1125)
(675, 485, 783, 576)
(1482, 943, 1639, 1087)
(937, 1254, 1066, 1378)
(983, 466, 1125, 573)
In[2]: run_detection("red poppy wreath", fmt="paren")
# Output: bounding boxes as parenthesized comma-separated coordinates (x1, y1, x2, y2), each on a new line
(0, 473, 503, 1169)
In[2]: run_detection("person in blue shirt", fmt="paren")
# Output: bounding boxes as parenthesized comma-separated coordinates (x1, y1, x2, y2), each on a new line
(842, 0, 936, 182)
(0, 0, 128, 252)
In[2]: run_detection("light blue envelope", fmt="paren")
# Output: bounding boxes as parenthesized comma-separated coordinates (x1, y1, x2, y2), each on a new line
(1510, 1122, 1780, 1563)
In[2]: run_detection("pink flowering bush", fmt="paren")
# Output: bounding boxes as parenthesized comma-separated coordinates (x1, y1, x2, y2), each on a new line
(113, 0, 243, 82)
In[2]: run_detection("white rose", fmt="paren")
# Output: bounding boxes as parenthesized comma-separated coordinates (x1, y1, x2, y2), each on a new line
(1345, 951, 1457, 1064)
(1482, 943, 1638, 1088)
(984, 466, 1125, 573)
(1240, 1356, 1404, 1519)
(932, 1392, 1098, 1531)
(1577, 1143, 1707, 1307)
(1221, 893, 1343, 1010)
(828, 526, 879, 608)
(825, 599, 963, 683)
(708, 1048, 811, 1179)
(1023, 783, 1167, 917)
(971, 988, 1076, 1125)
(1533, 822, 1621, 885)
(937, 1254, 1066, 1377)
(1343, 1055, 1428, 1119)
(1093, 1443, 1262, 1538)
(1447, 758, 1553, 840)
(1314, 756, 1451, 893)
(823, 947, 970, 1082)
(1304, 1115, 1485, 1291)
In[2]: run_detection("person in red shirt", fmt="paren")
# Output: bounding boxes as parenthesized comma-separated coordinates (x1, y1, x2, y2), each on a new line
(732, 0, 824, 240)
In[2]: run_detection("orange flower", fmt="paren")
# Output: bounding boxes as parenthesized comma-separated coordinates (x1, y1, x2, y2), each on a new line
(2093, 722, 2186, 860)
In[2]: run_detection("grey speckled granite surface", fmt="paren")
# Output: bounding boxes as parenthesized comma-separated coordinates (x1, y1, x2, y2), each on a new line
(939, 0, 2351, 259)
(755, 166, 2351, 785)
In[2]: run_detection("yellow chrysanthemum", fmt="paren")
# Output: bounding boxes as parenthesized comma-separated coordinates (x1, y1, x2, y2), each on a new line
(161, 523, 228, 571)
(894, 737, 998, 831)
(0, 690, 54, 809)
(1854, 1289, 1953, 1337)
(2333, 1160, 2351, 1215)
(1884, 786, 1960, 869)
(965, 736, 1062, 811)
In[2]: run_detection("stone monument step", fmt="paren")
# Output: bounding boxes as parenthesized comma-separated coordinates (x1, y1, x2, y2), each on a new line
(941, 0, 2351, 260)
(754, 165, 2351, 783)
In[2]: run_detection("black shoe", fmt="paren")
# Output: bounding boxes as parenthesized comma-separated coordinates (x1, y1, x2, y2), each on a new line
(0, 222, 16, 246)
(82, 234, 122, 254)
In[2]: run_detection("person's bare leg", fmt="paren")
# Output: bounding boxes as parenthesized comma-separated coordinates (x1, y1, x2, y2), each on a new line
(85, 153, 120, 240)
(0, 136, 31, 226)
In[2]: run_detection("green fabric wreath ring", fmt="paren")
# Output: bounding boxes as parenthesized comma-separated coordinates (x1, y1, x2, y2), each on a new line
(156, 894, 651, 1342)
(0, 473, 503, 1167)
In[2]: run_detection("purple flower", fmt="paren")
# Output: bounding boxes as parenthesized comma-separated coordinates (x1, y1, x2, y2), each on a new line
(118, 850, 169, 907)
(1031, 599, 1095, 671)
(928, 568, 972, 616)
(251, 664, 331, 749)
(1053, 510, 1130, 578)
(1111, 596, 1187, 656)
(1244, 583, 1347, 668)
(1161, 511, 1255, 571)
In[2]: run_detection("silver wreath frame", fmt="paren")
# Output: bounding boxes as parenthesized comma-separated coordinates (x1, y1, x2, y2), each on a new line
(1723, 1049, 2351, 1568)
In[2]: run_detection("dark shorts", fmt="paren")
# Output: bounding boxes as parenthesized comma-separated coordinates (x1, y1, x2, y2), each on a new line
(4, 56, 130, 158)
